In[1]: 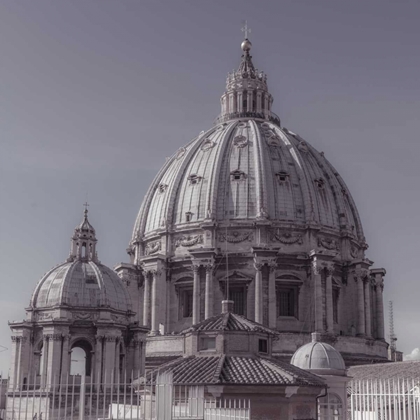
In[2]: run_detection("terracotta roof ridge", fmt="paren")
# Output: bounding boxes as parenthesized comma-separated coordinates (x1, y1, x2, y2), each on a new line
(213, 354, 226, 383)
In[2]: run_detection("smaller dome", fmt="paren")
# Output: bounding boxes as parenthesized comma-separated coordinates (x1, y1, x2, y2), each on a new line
(30, 260, 131, 313)
(291, 335, 346, 376)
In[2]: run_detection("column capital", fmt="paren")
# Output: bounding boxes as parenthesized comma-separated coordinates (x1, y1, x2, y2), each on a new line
(205, 263, 215, 273)
(191, 263, 201, 273)
(253, 262, 263, 272)
(268, 261, 277, 273)
(322, 261, 335, 276)
(352, 267, 369, 282)
(370, 268, 386, 277)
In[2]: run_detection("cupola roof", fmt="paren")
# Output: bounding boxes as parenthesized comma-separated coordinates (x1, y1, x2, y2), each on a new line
(29, 208, 131, 314)
(291, 333, 346, 376)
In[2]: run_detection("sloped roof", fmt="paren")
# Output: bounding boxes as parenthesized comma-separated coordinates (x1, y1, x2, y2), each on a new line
(348, 361, 420, 381)
(181, 312, 278, 336)
(144, 355, 324, 386)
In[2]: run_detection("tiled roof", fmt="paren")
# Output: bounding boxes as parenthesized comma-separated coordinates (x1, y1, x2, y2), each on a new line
(348, 361, 420, 381)
(144, 355, 324, 386)
(181, 312, 277, 335)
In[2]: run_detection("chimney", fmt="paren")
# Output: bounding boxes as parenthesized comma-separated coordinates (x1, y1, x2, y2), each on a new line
(221, 300, 234, 314)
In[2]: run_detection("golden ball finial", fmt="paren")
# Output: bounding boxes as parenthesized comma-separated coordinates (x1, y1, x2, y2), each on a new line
(241, 39, 252, 52)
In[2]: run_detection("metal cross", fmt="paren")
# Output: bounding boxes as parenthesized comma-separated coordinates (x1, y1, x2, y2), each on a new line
(83, 202, 89, 212)
(241, 20, 251, 39)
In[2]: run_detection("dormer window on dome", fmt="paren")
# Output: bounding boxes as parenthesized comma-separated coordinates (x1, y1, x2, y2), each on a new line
(315, 178, 326, 189)
(275, 171, 290, 184)
(230, 170, 246, 181)
(188, 174, 202, 185)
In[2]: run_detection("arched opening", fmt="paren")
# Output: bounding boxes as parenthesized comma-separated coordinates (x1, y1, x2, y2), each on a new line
(318, 392, 343, 420)
(70, 340, 92, 377)
(81, 243, 87, 258)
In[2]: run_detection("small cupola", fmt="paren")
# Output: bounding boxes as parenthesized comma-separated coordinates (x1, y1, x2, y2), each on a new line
(68, 204, 98, 262)
(216, 25, 279, 126)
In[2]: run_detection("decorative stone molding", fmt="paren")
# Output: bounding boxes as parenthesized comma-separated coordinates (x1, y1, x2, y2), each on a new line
(175, 234, 203, 248)
(233, 135, 248, 148)
(111, 314, 128, 323)
(318, 236, 338, 250)
(268, 261, 277, 273)
(43, 334, 63, 341)
(145, 240, 161, 256)
(73, 312, 96, 320)
(219, 231, 253, 243)
(36, 312, 53, 321)
(104, 336, 119, 342)
(350, 246, 359, 259)
(270, 230, 302, 245)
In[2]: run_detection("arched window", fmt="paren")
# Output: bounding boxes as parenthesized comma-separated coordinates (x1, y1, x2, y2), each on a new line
(318, 393, 343, 420)
(70, 340, 92, 376)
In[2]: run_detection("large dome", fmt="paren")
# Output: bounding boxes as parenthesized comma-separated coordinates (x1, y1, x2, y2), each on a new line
(120, 37, 388, 365)
(133, 120, 364, 241)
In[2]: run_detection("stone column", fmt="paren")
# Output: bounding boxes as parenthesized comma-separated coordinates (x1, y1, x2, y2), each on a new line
(9, 336, 21, 390)
(268, 262, 277, 328)
(150, 269, 160, 335)
(44, 333, 63, 389)
(364, 277, 372, 337)
(94, 335, 104, 383)
(353, 269, 367, 336)
(204, 264, 214, 319)
(254, 262, 263, 324)
(143, 272, 150, 327)
(60, 334, 71, 379)
(312, 260, 323, 332)
(325, 263, 334, 334)
(372, 269, 386, 339)
(103, 336, 118, 381)
(41, 335, 49, 389)
(192, 264, 201, 325)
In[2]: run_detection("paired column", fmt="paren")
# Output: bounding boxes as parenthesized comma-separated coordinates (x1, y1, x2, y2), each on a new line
(353, 268, 368, 336)
(364, 277, 372, 337)
(325, 263, 335, 334)
(268, 262, 277, 328)
(143, 273, 151, 327)
(254, 262, 263, 324)
(204, 264, 214, 319)
(312, 260, 324, 332)
(150, 269, 160, 335)
(192, 264, 200, 325)
(371, 268, 386, 339)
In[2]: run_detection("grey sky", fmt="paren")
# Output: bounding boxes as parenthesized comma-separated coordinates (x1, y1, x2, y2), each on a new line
(1, 0, 419, 372)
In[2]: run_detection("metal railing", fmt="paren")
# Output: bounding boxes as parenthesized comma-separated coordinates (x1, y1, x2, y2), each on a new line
(349, 378, 420, 420)
(0, 371, 250, 420)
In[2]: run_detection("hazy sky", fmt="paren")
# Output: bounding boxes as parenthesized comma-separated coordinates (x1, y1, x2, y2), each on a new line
(1, 0, 419, 373)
